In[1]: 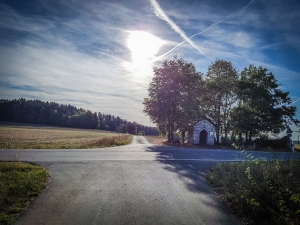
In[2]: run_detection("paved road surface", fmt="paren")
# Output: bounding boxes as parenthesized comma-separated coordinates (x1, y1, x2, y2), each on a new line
(1, 136, 299, 225)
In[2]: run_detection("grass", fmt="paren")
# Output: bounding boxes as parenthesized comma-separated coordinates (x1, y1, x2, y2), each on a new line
(0, 162, 49, 225)
(207, 154, 300, 225)
(0, 124, 133, 149)
(144, 135, 167, 145)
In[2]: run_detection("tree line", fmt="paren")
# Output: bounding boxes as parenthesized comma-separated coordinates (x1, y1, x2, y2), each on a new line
(0, 98, 159, 135)
(143, 56, 299, 143)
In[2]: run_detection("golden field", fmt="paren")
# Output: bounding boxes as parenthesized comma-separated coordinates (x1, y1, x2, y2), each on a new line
(0, 124, 132, 149)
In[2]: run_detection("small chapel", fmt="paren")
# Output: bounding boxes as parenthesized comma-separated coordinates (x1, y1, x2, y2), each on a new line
(191, 119, 215, 145)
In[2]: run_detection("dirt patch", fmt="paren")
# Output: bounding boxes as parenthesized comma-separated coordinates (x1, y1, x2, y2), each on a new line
(144, 136, 167, 145)
(145, 136, 236, 150)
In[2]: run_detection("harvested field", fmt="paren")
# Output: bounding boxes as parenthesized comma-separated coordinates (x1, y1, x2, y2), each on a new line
(0, 124, 132, 149)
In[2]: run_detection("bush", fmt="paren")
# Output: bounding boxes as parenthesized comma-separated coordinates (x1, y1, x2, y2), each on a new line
(254, 135, 290, 151)
(207, 156, 300, 225)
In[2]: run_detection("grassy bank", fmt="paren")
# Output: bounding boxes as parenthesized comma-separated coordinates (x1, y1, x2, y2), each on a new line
(0, 162, 49, 225)
(0, 124, 132, 149)
(207, 156, 300, 224)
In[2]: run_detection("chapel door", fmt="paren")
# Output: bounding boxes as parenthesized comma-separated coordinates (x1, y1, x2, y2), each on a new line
(199, 130, 207, 144)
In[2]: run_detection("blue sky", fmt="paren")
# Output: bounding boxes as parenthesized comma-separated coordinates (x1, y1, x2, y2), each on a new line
(0, 0, 299, 135)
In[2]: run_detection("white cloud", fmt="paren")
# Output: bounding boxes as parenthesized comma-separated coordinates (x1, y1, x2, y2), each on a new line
(0, 0, 299, 126)
(0, 40, 151, 126)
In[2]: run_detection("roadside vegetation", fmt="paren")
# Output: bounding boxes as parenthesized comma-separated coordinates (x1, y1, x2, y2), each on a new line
(0, 124, 132, 149)
(207, 154, 300, 225)
(0, 162, 49, 225)
(144, 135, 167, 145)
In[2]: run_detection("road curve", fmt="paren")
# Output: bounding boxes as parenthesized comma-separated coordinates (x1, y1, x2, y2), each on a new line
(1, 136, 298, 225)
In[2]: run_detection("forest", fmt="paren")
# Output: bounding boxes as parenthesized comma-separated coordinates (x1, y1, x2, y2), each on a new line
(0, 98, 159, 135)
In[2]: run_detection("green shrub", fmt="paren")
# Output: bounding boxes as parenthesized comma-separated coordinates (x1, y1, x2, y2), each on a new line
(254, 135, 290, 151)
(207, 155, 300, 224)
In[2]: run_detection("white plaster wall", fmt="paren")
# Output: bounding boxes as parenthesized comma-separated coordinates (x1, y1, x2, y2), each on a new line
(192, 120, 215, 145)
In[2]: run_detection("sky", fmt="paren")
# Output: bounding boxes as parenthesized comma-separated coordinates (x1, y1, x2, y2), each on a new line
(0, 0, 299, 137)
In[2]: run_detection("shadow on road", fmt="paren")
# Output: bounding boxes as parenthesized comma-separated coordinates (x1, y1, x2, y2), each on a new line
(144, 145, 241, 225)
(146, 146, 219, 194)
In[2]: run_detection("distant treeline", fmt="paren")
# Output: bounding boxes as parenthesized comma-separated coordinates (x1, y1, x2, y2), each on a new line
(0, 98, 159, 135)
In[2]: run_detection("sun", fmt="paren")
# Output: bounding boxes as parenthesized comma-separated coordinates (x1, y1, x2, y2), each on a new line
(127, 31, 163, 61)
(125, 31, 164, 78)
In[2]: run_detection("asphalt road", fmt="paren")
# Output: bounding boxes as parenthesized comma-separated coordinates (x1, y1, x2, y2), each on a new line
(1, 136, 299, 225)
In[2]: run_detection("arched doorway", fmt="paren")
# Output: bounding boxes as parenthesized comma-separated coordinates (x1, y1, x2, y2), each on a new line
(199, 130, 208, 144)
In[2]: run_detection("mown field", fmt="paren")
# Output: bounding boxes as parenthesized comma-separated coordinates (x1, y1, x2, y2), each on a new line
(0, 123, 132, 149)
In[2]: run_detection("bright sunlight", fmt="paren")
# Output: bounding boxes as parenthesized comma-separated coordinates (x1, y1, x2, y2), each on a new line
(124, 31, 164, 79)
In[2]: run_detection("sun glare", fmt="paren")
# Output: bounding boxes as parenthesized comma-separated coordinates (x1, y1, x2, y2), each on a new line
(125, 31, 164, 79)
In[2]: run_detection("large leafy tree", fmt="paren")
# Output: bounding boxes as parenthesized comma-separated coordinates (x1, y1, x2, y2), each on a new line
(233, 64, 298, 141)
(143, 56, 204, 143)
(205, 59, 239, 143)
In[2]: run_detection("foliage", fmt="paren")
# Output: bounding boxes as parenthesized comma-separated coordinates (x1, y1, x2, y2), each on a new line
(232, 65, 298, 141)
(207, 157, 300, 225)
(205, 59, 239, 144)
(254, 135, 290, 151)
(0, 98, 159, 135)
(0, 162, 49, 225)
(143, 56, 204, 142)
(144, 57, 298, 145)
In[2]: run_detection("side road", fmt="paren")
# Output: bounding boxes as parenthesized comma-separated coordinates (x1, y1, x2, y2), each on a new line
(1, 136, 298, 225)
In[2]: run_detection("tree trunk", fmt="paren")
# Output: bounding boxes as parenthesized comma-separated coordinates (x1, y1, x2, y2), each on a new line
(168, 125, 171, 143)
(170, 123, 174, 142)
(181, 130, 185, 144)
(216, 119, 220, 144)
(249, 129, 253, 142)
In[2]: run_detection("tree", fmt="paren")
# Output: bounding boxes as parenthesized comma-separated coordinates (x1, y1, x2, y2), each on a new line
(233, 64, 298, 141)
(205, 59, 239, 144)
(127, 122, 136, 134)
(143, 56, 204, 143)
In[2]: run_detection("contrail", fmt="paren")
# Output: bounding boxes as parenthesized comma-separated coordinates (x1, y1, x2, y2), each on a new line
(150, 0, 209, 59)
(155, 0, 254, 60)
(289, 97, 300, 106)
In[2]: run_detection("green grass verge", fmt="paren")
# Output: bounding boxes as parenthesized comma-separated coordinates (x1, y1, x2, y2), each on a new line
(0, 162, 49, 225)
(207, 157, 300, 225)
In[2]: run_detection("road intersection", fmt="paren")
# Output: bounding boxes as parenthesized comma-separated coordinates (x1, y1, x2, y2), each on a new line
(1, 136, 299, 225)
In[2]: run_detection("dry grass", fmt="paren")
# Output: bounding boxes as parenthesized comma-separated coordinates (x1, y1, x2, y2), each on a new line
(145, 135, 236, 150)
(0, 124, 132, 149)
(144, 136, 167, 145)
